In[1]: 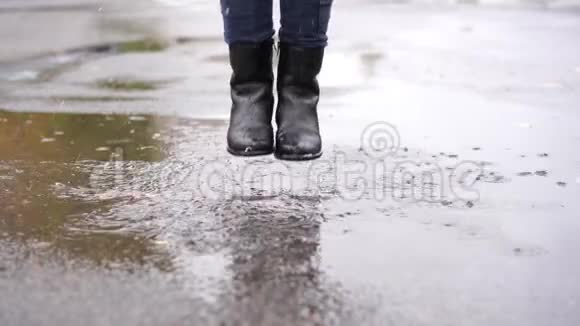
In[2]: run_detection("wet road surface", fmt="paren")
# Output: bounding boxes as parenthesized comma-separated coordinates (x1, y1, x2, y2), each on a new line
(2, 1, 580, 325)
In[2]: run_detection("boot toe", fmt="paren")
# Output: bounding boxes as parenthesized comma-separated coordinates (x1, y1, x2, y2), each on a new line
(227, 126, 274, 156)
(275, 130, 322, 160)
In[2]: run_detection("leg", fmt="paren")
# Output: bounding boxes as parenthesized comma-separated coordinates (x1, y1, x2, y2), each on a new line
(279, 0, 333, 47)
(221, 0, 276, 156)
(275, 0, 334, 160)
(220, 0, 275, 44)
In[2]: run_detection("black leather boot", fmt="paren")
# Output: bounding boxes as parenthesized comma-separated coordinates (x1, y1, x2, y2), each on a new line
(226, 40, 275, 156)
(275, 43, 324, 161)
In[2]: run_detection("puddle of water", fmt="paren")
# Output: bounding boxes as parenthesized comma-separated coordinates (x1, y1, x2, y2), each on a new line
(0, 110, 167, 161)
(0, 3, 98, 13)
(51, 95, 154, 102)
(0, 37, 186, 83)
(95, 78, 168, 91)
(117, 39, 168, 53)
(0, 109, 200, 270)
(0, 109, 332, 321)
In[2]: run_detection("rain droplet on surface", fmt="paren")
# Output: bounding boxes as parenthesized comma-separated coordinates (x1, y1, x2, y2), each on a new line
(535, 170, 548, 177)
(95, 147, 110, 152)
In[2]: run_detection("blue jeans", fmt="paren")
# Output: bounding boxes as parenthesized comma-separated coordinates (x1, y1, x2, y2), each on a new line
(220, 0, 333, 47)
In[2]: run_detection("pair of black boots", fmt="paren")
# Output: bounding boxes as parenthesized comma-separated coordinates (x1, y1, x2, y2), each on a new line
(226, 40, 323, 161)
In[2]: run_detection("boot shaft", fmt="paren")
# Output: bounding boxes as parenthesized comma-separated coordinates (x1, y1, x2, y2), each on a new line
(276, 43, 324, 89)
(229, 40, 274, 85)
(276, 43, 325, 126)
(226, 41, 276, 156)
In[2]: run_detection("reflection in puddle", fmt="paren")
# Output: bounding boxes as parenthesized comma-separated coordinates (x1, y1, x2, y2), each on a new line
(0, 103, 546, 324)
(0, 110, 177, 269)
(0, 109, 347, 323)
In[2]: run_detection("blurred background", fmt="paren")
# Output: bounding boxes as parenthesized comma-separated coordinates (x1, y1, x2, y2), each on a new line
(1, 1, 580, 326)
(2, 0, 580, 118)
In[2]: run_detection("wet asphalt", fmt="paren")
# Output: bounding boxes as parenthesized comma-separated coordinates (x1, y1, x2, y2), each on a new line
(1, 1, 580, 325)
